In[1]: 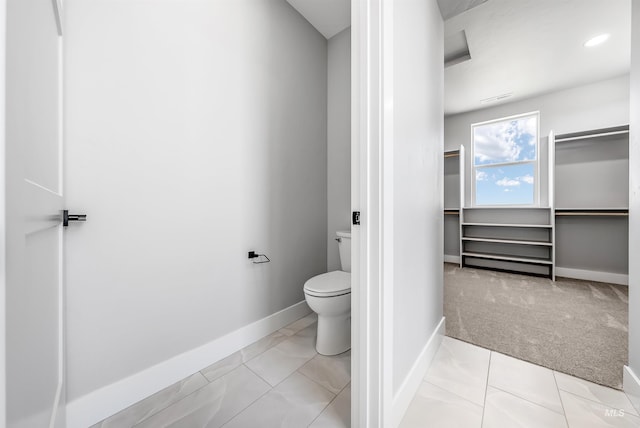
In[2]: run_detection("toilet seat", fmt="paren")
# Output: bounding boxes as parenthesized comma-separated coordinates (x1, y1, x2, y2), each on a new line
(303, 271, 351, 297)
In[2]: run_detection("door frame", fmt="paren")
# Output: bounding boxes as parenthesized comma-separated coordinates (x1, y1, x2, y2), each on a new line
(0, 0, 7, 424)
(351, 1, 395, 426)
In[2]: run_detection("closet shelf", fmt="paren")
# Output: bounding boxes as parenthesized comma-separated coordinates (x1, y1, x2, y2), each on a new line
(555, 208, 628, 217)
(555, 125, 629, 143)
(462, 222, 553, 228)
(463, 206, 552, 210)
(462, 237, 552, 246)
(555, 207, 628, 211)
(555, 212, 628, 217)
(462, 252, 553, 265)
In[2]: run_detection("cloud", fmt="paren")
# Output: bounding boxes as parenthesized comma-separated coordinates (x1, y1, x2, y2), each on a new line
(476, 170, 489, 181)
(519, 174, 534, 184)
(474, 115, 537, 164)
(496, 177, 520, 187)
(504, 189, 511, 192)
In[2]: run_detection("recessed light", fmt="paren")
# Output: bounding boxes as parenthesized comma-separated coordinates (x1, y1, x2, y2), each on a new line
(584, 33, 610, 47)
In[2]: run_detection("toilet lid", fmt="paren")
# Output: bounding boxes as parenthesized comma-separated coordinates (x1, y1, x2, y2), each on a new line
(304, 271, 351, 297)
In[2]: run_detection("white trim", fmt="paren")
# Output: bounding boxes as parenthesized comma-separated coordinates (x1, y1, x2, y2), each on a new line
(351, 0, 394, 426)
(555, 267, 628, 286)
(444, 255, 461, 264)
(459, 145, 465, 267)
(549, 131, 556, 280)
(391, 317, 445, 427)
(442, 259, 627, 284)
(471, 110, 541, 128)
(624, 366, 640, 415)
(0, 0, 6, 424)
(380, 0, 395, 426)
(66, 301, 311, 428)
(350, 0, 362, 425)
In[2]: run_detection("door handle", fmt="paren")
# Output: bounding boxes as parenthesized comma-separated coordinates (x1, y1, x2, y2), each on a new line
(63, 210, 87, 227)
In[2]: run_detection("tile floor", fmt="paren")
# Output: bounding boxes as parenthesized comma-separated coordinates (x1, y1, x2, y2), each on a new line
(94, 314, 640, 428)
(92, 313, 351, 428)
(400, 336, 640, 428)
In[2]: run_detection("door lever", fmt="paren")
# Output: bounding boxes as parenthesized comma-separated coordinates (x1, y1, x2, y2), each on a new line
(63, 210, 87, 227)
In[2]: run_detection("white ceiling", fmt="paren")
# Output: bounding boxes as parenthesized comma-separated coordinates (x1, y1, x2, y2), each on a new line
(285, 0, 350, 39)
(285, 0, 631, 116)
(444, 0, 631, 115)
(438, 0, 488, 21)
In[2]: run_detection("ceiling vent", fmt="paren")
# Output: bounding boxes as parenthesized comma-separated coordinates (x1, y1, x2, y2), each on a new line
(480, 92, 514, 104)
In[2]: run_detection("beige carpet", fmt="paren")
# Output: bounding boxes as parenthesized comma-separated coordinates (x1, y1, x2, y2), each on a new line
(444, 263, 628, 389)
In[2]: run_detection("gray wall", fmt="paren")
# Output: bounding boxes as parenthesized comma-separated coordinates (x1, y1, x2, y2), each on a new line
(327, 28, 351, 271)
(628, 0, 640, 380)
(393, 0, 444, 392)
(445, 75, 630, 207)
(64, 0, 327, 401)
(444, 76, 631, 278)
(445, 75, 630, 151)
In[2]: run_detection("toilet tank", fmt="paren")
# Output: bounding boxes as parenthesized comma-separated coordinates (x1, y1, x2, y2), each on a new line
(336, 231, 351, 272)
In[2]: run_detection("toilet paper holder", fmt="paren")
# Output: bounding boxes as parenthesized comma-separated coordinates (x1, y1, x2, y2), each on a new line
(248, 251, 271, 264)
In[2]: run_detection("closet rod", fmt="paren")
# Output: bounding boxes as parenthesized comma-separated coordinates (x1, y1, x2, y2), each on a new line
(555, 212, 628, 217)
(444, 153, 460, 158)
(555, 129, 629, 143)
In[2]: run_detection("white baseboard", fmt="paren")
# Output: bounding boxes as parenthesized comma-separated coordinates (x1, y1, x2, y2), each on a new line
(391, 317, 445, 427)
(555, 267, 628, 286)
(624, 366, 640, 415)
(66, 301, 311, 428)
(444, 255, 460, 264)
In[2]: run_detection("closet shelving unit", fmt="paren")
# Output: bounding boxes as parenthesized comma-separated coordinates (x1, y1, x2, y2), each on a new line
(459, 207, 555, 279)
(553, 126, 628, 214)
(453, 140, 556, 279)
(443, 149, 461, 262)
(443, 124, 629, 283)
(552, 125, 629, 279)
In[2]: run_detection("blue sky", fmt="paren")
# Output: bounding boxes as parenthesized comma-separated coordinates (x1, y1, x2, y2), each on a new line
(473, 115, 537, 205)
(475, 163, 535, 205)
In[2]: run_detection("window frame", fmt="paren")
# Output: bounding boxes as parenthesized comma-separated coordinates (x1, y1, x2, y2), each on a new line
(470, 111, 541, 207)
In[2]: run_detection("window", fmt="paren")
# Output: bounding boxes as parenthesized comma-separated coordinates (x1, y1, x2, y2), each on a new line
(472, 112, 539, 206)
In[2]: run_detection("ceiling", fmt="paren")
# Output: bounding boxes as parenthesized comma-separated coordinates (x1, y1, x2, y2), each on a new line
(285, 0, 350, 39)
(286, 0, 631, 117)
(438, 0, 489, 21)
(444, 0, 631, 115)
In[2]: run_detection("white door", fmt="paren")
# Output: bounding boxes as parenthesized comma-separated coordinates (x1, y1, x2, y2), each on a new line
(5, 0, 65, 427)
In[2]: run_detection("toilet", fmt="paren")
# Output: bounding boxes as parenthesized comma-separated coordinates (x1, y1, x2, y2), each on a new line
(303, 231, 351, 355)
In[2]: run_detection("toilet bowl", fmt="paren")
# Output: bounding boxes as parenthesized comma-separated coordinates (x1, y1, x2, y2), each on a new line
(303, 231, 351, 355)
